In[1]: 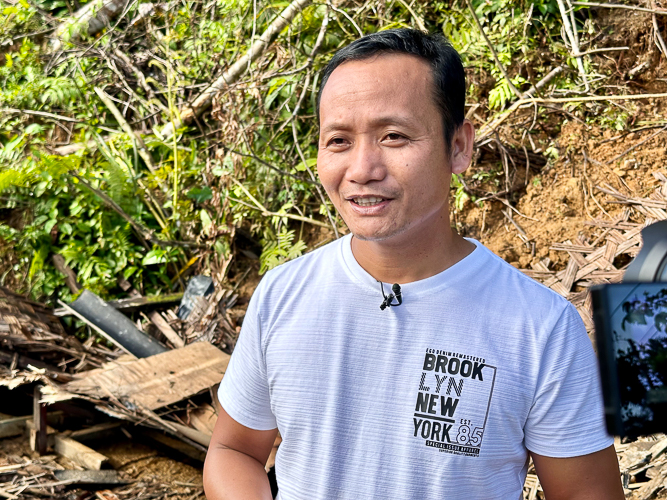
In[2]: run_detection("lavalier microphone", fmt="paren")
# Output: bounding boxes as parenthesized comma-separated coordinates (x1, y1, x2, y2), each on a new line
(379, 281, 403, 310)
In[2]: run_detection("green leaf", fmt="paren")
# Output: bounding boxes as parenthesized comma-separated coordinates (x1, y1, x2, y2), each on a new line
(24, 123, 45, 135)
(142, 248, 167, 265)
(187, 186, 213, 203)
(44, 219, 57, 233)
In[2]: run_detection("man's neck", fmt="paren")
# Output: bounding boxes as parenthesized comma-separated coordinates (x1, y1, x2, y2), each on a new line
(350, 220, 475, 284)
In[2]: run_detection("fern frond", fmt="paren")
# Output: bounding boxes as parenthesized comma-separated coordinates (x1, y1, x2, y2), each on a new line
(40, 76, 80, 106)
(259, 228, 306, 274)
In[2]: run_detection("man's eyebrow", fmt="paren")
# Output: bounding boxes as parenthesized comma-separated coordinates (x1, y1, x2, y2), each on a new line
(320, 116, 420, 135)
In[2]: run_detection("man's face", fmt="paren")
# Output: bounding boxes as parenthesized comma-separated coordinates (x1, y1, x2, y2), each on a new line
(317, 53, 454, 243)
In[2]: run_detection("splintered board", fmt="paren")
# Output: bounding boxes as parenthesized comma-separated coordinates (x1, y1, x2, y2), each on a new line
(62, 342, 230, 410)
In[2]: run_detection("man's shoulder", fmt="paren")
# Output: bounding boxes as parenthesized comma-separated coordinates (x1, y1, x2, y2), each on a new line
(468, 239, 572, 313)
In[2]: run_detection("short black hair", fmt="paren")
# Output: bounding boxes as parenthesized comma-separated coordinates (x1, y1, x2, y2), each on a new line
(317, 28, 466, 149)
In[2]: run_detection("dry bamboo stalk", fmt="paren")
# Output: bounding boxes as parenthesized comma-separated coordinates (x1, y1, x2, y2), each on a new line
(93, 87, 157, 175)
(555, 0, 589, 90)
(573, 1, 667, 14)
(160, 0, 312, 139)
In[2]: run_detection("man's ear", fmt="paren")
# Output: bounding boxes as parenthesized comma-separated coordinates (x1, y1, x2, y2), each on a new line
(450, 120, 475, 175)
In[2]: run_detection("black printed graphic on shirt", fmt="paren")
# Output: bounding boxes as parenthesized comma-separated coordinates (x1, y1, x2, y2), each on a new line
(412, 348, 496, 457)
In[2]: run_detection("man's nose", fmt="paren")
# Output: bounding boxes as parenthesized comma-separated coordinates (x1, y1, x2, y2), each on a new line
(344, 138, 386, 184)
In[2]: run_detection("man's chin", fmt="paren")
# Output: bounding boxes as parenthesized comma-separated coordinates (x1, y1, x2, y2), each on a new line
(350, 225, 406, 243)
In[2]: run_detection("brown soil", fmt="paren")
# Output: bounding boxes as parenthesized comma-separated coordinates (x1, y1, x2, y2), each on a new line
(459, 120, 667, 270)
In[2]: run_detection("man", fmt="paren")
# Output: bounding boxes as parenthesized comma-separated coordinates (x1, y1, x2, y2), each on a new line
(204, 29, 624, 499)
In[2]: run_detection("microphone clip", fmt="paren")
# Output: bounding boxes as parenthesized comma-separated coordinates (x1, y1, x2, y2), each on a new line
(379, 282, 403, 310)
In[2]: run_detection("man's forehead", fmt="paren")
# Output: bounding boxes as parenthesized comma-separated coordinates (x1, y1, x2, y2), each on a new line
(318, 53, 435, 124)
(323, 53, 431, 93)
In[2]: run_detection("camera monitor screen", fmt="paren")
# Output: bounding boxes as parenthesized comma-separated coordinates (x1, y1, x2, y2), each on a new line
(592, 283, 667, 438)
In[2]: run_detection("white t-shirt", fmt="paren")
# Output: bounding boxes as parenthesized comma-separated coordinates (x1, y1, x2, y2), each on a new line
(219, 235, 613, 499)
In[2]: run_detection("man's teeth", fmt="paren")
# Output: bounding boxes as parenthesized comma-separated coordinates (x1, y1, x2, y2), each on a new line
(354, 197, 385, 207)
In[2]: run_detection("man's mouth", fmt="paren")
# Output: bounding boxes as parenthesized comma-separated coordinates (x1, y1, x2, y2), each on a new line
(351, 196, 387, 207)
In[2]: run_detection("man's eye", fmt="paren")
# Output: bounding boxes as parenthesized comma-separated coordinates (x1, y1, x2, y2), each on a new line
(384, 133, 406, 141)
(328, 137, 348, 147)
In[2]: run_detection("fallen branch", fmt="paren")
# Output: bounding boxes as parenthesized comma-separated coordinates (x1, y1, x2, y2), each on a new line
(556, 0, 589, 91)
(464, 0, 523, 99)
(573, 1, 667, 14)
(50, 0, 128, 51)
(1, 108, 81, 123)
(477, 92, 667, 141)
(160, 0, 312, 139)
(576, 46, 629, 56)
(230, 179, 331, 229)
(524, 66, 564, 96)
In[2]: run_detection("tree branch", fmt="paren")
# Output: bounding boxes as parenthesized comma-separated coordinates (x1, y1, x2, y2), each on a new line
(160, 0, 313, 139)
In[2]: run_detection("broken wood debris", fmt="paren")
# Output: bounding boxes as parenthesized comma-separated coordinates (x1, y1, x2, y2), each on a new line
(0, 276, 240, 498)
(0, 286, 112, 379)
(616, 435, 667, 499)
(47, 341, 229, 411)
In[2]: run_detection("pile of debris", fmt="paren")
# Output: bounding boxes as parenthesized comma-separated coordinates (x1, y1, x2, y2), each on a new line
(0, 275, 263, 499)
(617, 435, 667, 500)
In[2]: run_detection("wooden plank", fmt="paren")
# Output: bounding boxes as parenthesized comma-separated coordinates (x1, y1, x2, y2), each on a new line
(33, 386, 47, 455)
(61, 342, 230, 411)
(0, 416, 30, 438)
(69, 422, 121, 443)
(53, 470, 129, 486)
(25, 418, 110, 469)
(147, 311, 185, 348)
(189, 404, 217, 435)
(169, 421, 211, 447)
(143, 429, 207, 463)
(25, 419, 56, 450)
(4, 412, 64, 440)
(53, 435, 109, 470)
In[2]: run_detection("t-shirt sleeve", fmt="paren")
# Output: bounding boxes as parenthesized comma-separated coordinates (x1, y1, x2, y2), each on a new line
(524, 303, 613, 457)
(218, 281, 277, 430)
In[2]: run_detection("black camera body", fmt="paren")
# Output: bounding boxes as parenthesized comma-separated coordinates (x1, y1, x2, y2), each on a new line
(591, 220, 667, 438)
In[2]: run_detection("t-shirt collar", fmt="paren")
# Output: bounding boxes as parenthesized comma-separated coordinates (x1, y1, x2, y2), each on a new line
(339, 233, 487, 297)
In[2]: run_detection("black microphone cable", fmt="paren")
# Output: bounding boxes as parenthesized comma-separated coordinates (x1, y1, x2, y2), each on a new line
(378, 281, 403, 310)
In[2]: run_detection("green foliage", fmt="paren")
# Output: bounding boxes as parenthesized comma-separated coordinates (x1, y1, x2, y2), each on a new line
(0, 0, 607, 308)
(259, 229, 307, 274)
(40, 77, 81, 106)
(450, 174, 470, 211)
(621, 288, 667, 333)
